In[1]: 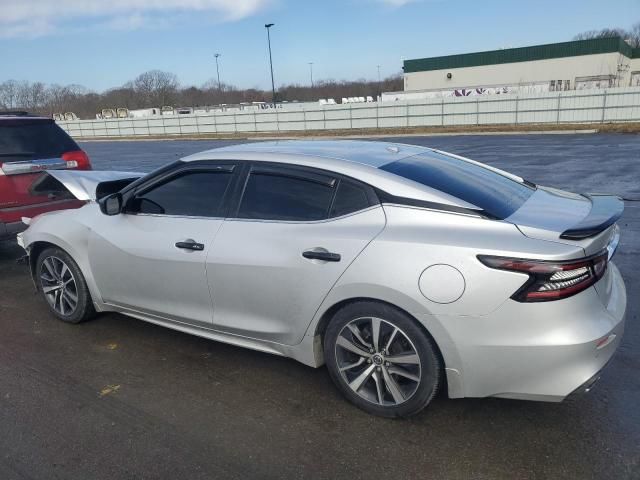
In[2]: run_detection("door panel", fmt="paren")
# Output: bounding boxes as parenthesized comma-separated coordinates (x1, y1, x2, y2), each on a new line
(206, 207, 386, 345)
(89, 214, 222, 326)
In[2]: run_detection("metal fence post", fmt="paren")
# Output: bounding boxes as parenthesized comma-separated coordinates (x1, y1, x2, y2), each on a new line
(601, 90, 608, 123)
(441, 98, 445, 126)
(556, 93, 561, 124)
(515, 95, 519, 125)
(476, 97, 480, 126)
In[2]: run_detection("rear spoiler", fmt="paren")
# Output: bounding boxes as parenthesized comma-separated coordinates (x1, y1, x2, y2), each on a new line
(560, 194, 624, 240)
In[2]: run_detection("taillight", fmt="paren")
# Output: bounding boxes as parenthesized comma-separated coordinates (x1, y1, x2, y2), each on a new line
(61, 150, 91, 170)
(478, 252, 608, 302)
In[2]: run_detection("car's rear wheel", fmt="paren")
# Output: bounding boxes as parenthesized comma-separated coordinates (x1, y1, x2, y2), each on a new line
(36, 247, 95, 324)
(324, 301, 441, 418)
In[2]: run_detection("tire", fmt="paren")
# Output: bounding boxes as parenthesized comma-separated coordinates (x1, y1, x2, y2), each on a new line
(36, 247, 96, 324)
(324, 301, 442, 418)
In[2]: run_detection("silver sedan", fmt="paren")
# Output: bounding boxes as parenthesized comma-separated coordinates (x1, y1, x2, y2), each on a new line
(18, 140, 626, 417)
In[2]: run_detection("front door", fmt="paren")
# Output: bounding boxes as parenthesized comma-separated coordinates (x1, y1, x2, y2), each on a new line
(88, 165, 236, 326)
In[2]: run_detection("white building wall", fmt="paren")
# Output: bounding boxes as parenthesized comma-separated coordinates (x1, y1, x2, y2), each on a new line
(404, 52, 628, 92)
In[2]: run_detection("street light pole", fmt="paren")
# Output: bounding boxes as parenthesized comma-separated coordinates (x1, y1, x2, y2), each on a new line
(309, 62, 314, 89)
(214, 53, 221, 90)
(377, 65, 382, 100)
(265, 23, 276, 105)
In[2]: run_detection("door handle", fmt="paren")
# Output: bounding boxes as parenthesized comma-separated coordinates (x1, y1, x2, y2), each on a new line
(175, 240, 205, 251)
(302, 250, 341, 262)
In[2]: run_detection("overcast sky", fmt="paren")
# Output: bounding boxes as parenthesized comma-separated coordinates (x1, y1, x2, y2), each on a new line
(2, 0, 639, 91)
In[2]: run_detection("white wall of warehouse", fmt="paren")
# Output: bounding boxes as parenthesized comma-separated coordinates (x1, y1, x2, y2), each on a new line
(404, 53, 632, 92)
(56, 87, 640, 139)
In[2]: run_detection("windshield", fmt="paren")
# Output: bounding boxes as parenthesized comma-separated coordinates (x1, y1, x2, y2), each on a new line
(380, 151, 534, 219)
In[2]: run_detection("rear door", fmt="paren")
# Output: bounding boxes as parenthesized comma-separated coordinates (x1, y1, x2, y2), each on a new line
(206, 163, 386, 345)
(0, 118, 88, 223)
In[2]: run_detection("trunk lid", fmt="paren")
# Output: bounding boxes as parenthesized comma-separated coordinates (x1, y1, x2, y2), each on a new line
(506, 186, 624, 256)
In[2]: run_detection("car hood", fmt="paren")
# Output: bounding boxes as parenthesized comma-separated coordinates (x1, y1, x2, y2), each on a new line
(42, 170, 143, 201)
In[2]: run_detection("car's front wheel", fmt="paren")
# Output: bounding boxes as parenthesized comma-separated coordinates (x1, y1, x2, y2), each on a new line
(324, 301, 442, 418)
(36, 247, 95, 324)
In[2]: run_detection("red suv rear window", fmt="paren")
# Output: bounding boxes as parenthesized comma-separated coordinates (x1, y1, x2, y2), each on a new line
(0, 119, 79, 163)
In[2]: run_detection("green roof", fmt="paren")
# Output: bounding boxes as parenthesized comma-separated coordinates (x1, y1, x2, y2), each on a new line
(404, 37, 635, 73)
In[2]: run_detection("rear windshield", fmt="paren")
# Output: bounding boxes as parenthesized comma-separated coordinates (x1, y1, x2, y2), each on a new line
(380, 151, 534, 219)
(0, 119, 79, 162)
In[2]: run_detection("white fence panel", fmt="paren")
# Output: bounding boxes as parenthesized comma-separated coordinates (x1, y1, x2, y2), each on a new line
(56, 87, 640, 139)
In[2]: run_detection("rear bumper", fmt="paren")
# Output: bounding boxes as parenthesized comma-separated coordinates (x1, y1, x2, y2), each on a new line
(0, 220, 27, 241)
(566, 358, 611, 398)
(439, 262, 626, 402)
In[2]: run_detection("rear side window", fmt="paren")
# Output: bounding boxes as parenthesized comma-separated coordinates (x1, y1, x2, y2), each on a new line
(380, 152, 534, 219)
(0, 120, 79, 162)
(330, 181, 372, 218)
(238, 172, 335, 221)
(128, 171, 233, 217)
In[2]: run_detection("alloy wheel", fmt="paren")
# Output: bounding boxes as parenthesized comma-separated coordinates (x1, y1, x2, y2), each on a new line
(40, 256, 79, 316)
(334, 316, 422, 406)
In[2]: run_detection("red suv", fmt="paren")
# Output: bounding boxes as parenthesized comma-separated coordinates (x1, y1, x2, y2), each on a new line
(0, 112, 91, 241)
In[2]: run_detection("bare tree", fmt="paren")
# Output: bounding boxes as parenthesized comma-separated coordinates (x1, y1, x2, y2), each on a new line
(133, 70, 179, 107)
(573, 28, 625, 40)
(573, 22, 640, 47)
(0, 80, 20, 109)
(0, 70, 404, 119)
(626, 22, 640, 47)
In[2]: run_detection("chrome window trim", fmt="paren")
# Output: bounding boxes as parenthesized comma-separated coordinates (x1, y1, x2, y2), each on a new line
(125, 212, 227, 221)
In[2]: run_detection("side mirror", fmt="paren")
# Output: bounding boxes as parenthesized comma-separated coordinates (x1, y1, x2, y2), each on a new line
(99, 193, 123, 216)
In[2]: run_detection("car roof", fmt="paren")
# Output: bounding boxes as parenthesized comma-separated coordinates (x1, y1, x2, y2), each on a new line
(0, 111, 50, 121)
(188, 140, 428, 167)
(182, 140, 479, 210)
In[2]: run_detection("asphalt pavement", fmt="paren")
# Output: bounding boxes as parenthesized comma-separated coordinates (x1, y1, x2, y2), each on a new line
(0, 133, 638, 479)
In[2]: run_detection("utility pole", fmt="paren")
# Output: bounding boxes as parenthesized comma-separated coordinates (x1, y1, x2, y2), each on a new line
(265, 23, 276, 105)
(309, 62, 314, 89)
(214, 53, 221, 90)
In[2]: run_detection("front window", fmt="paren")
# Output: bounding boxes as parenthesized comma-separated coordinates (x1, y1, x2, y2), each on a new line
(127, 170, 233, 217)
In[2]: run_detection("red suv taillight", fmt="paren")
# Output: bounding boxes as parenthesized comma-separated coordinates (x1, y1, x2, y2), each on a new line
(478, 252, 608, 302)
(61, 150, 91, 170)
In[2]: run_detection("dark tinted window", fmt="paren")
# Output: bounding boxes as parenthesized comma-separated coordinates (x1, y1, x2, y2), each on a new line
(0, 120, 78, 161)
(380, 152, 534, 219)
(330, 181, 372, 217)
(129, 171, 233, 217)
(238, 172, 335, 221)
